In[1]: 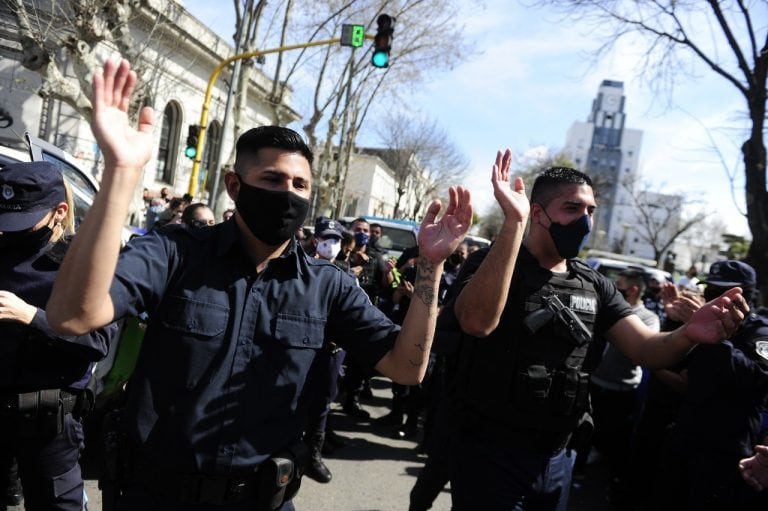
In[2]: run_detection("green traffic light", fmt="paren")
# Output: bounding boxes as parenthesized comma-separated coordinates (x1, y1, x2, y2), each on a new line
(372, 51, 389, 68)
(185, 146, 197, 159)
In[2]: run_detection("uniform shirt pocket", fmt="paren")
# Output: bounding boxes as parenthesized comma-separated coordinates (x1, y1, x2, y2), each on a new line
(274, 313, 326, 349)
(159, 296, 229, 339)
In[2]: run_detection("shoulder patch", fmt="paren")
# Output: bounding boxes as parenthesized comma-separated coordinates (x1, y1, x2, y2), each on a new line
(755, 341, 768, 361)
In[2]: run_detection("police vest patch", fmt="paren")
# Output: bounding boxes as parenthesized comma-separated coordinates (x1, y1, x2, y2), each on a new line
(756, 341, 768, 361)
(570, 295, 597, 314)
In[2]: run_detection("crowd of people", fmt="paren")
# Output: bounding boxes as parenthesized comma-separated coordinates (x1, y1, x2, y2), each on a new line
(0, 55, 766, 511)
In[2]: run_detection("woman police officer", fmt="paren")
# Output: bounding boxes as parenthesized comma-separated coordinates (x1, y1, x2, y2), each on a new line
(0, 161, 116, 510)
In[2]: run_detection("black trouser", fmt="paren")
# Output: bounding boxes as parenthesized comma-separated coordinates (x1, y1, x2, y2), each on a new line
(0, 414, 85, 511)
(587, 382, 638, 486)
(409, 397, 453, 511)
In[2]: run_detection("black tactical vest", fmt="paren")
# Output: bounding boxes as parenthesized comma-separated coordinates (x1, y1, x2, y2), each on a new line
(453, 252, 600, 433)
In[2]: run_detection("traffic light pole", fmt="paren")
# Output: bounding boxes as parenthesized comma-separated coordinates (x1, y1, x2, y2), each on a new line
(189, 36, 369, 197)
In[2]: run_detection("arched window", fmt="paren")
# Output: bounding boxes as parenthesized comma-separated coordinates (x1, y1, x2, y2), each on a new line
(155, 102, 182, 184)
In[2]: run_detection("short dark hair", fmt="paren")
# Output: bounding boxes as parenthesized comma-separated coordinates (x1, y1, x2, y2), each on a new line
(530, 166, 593, 207)
(168, 197, 185, 210)
(234, 126, 314, 176)
(352, 217, 369, 226)
(619, 269, 646, 295)
(181, 203, 208, 225)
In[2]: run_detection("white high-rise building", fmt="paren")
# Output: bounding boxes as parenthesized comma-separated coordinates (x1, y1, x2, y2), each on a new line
(562, 80, 643, 253)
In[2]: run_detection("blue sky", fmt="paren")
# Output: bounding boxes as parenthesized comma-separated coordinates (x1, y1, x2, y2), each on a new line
(183, 0, 754, 237)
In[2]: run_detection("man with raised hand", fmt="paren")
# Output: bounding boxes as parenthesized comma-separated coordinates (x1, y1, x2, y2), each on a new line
(46, 59, 472, 510)
(446, 149, 748, 510)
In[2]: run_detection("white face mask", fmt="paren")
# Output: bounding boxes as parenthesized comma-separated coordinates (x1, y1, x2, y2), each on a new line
(316, 238, 341, 260)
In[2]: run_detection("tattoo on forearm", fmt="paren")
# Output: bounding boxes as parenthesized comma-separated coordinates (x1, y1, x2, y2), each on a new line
(407, 256, 439, 366)
(416, 256, 436, 282)
(414, 257, 437, 307)
(408, 339, 430, 367)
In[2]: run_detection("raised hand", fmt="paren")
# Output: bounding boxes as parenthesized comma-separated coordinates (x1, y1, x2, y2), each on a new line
(683, 287, 748, 343)
(663, 282, 704, 323)
(417, 186, 472, 263)
(91, 59, 155, 179)
(492, 149, 529, 223)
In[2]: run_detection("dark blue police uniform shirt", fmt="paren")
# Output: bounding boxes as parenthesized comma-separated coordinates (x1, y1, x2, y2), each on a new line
(0, 239, 112, 391)
(677, 311, 768, 456)
(109, 219, 399, 474)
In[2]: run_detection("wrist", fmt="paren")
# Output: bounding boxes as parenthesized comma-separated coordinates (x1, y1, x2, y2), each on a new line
(679, 323, 699, 349)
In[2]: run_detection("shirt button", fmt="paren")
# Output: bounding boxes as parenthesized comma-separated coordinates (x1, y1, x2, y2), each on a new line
(302, 336, 310, 345)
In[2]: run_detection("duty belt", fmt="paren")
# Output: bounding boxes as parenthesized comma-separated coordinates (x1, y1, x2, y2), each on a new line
(0, 389, 79, 417)
(133, 465, 254, 505)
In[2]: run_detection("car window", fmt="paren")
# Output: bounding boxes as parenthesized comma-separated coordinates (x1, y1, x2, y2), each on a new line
(379, 226, 417, 253)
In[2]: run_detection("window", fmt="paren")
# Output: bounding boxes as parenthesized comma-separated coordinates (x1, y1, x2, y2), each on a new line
(155, 102, 182, 183)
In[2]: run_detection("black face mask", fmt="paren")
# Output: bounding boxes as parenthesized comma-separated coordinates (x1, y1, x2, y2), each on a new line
(540, 207, 592, 259)
(0, 226, 53, 250)
(235, 179, 309, 246)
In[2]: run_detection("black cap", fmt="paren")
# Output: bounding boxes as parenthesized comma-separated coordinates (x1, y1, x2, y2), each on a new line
(705, 260, 756, 288)
(0, 161, 65, 232)
(314, 217, 342, 239)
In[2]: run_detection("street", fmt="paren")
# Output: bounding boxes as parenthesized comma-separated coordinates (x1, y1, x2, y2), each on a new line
(11, 376, 612, 511)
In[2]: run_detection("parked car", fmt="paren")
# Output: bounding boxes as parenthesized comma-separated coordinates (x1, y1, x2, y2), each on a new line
(339, 215, 419, 259)
(465, 234, 492, 250)
(585, 250, 673, 284)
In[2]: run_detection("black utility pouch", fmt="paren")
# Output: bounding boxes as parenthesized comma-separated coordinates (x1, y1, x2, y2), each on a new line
(515, 365, 551, 412)
(17, 390, 63, 439)
(553, 370, 578, 416)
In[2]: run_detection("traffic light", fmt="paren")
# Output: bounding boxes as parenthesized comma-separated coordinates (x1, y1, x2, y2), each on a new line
(185, 124, 200, 159)
(371, 14, 394, 68)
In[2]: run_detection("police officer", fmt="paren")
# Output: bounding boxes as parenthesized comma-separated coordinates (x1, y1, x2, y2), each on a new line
(342, 217, 392, 418)
(655, 260, 768, 509)
(302, 217, 347, 483)
(46, 58, 472, 510)
(0, 162, 116, 510)
(447, 149, 748, 510)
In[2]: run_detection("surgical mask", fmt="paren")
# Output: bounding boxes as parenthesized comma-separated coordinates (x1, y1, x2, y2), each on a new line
(235, 179, 309, 246)
(540, 207, 591, 259)
(354, 232, 370, 246)
(316, 238, 341, 260)
(0, 226, 53, 250)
